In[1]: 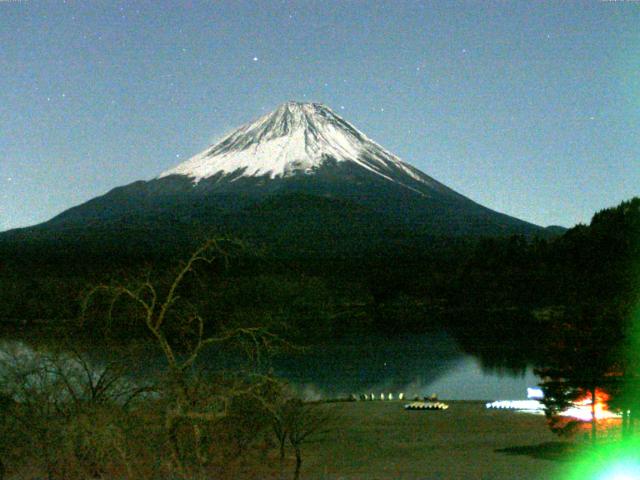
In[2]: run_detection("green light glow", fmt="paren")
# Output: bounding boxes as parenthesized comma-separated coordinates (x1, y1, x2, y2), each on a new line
(563, 439, 640, 480)
(599, 465, 640, 480)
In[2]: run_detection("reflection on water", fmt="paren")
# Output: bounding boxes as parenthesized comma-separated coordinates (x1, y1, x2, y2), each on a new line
(272, 332, 460, 399)
(0, 331, 539, 401)
(423, 357, 538, 400)
(271, 332, 538, 400)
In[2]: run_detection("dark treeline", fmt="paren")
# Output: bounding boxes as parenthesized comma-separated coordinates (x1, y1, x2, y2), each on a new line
(0, 198, 638, 351)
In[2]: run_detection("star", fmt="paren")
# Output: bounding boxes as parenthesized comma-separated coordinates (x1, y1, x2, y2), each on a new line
(253, 56, 258, 62)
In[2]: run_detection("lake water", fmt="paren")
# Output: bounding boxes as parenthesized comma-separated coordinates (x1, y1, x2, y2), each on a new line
(271, 332, 539, 400)
(0, 331, 540, 401)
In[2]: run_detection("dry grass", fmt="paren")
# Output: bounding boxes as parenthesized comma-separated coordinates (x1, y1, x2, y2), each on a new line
(299, 400, 569, 480)
(2, 399, 590, 479)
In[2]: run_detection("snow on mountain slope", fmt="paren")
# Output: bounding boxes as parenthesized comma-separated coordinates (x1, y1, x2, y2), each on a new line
(159, 101, 440, 193)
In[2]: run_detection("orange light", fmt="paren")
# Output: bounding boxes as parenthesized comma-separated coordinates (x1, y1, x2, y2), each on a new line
(568, 388, 618, 421)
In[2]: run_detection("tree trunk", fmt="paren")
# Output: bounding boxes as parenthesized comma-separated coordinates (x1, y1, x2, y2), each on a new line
(166, 415, 184, 475)
(279, 437, 286, 479)
(279, 438, 286, 461)
(293, 446, 302, 480)
(43, 442, 55, 480)
(590, 387, 597, 444)
(623, 408, 631, 439)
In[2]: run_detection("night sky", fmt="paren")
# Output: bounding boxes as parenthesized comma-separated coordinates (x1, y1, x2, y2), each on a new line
(1, 0, 639, 231)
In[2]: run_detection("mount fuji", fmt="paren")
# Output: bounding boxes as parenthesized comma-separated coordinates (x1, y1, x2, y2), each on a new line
(2, 102, 547, 257)
(159, 101, 455, 197)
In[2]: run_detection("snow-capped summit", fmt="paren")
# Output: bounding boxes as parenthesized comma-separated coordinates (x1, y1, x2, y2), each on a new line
(159, 101, 438, 193)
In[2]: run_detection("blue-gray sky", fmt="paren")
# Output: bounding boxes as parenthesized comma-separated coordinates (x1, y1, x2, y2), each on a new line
(1, 0, 639, 231)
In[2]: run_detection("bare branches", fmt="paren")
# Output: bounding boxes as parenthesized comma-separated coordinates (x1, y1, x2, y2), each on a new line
(74, 238, 317, 477)
(81, 238, 297, 474)
(81, 238, 246, 372)
(265, 391, 333, 480)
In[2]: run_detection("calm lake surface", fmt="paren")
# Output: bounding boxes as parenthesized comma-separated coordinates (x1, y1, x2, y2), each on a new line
(0, 330, 539, 401)
(271, 332, 539, 400)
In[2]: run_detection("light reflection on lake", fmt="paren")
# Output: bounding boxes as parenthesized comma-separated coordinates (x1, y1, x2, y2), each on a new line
(0, 331, 540, 401)
(420, 357, 538, 400)
(270, 332, 538, 400)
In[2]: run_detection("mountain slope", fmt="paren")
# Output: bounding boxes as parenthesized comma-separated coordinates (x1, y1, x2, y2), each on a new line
(1, 101, 546, 258)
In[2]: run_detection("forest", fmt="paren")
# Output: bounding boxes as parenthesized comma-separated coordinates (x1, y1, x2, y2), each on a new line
(0, 198, 637, 478)
(1, 198, 637, 344)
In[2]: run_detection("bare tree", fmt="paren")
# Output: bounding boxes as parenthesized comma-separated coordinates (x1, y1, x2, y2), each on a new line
(82, 238, 289, 477)
(286, 400, 331, 480)
(268, 395, 331, 480)
(0, 341, 156, 480)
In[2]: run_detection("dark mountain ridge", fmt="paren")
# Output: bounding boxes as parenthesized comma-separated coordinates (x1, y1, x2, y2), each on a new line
(1, 102, 550, 260)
